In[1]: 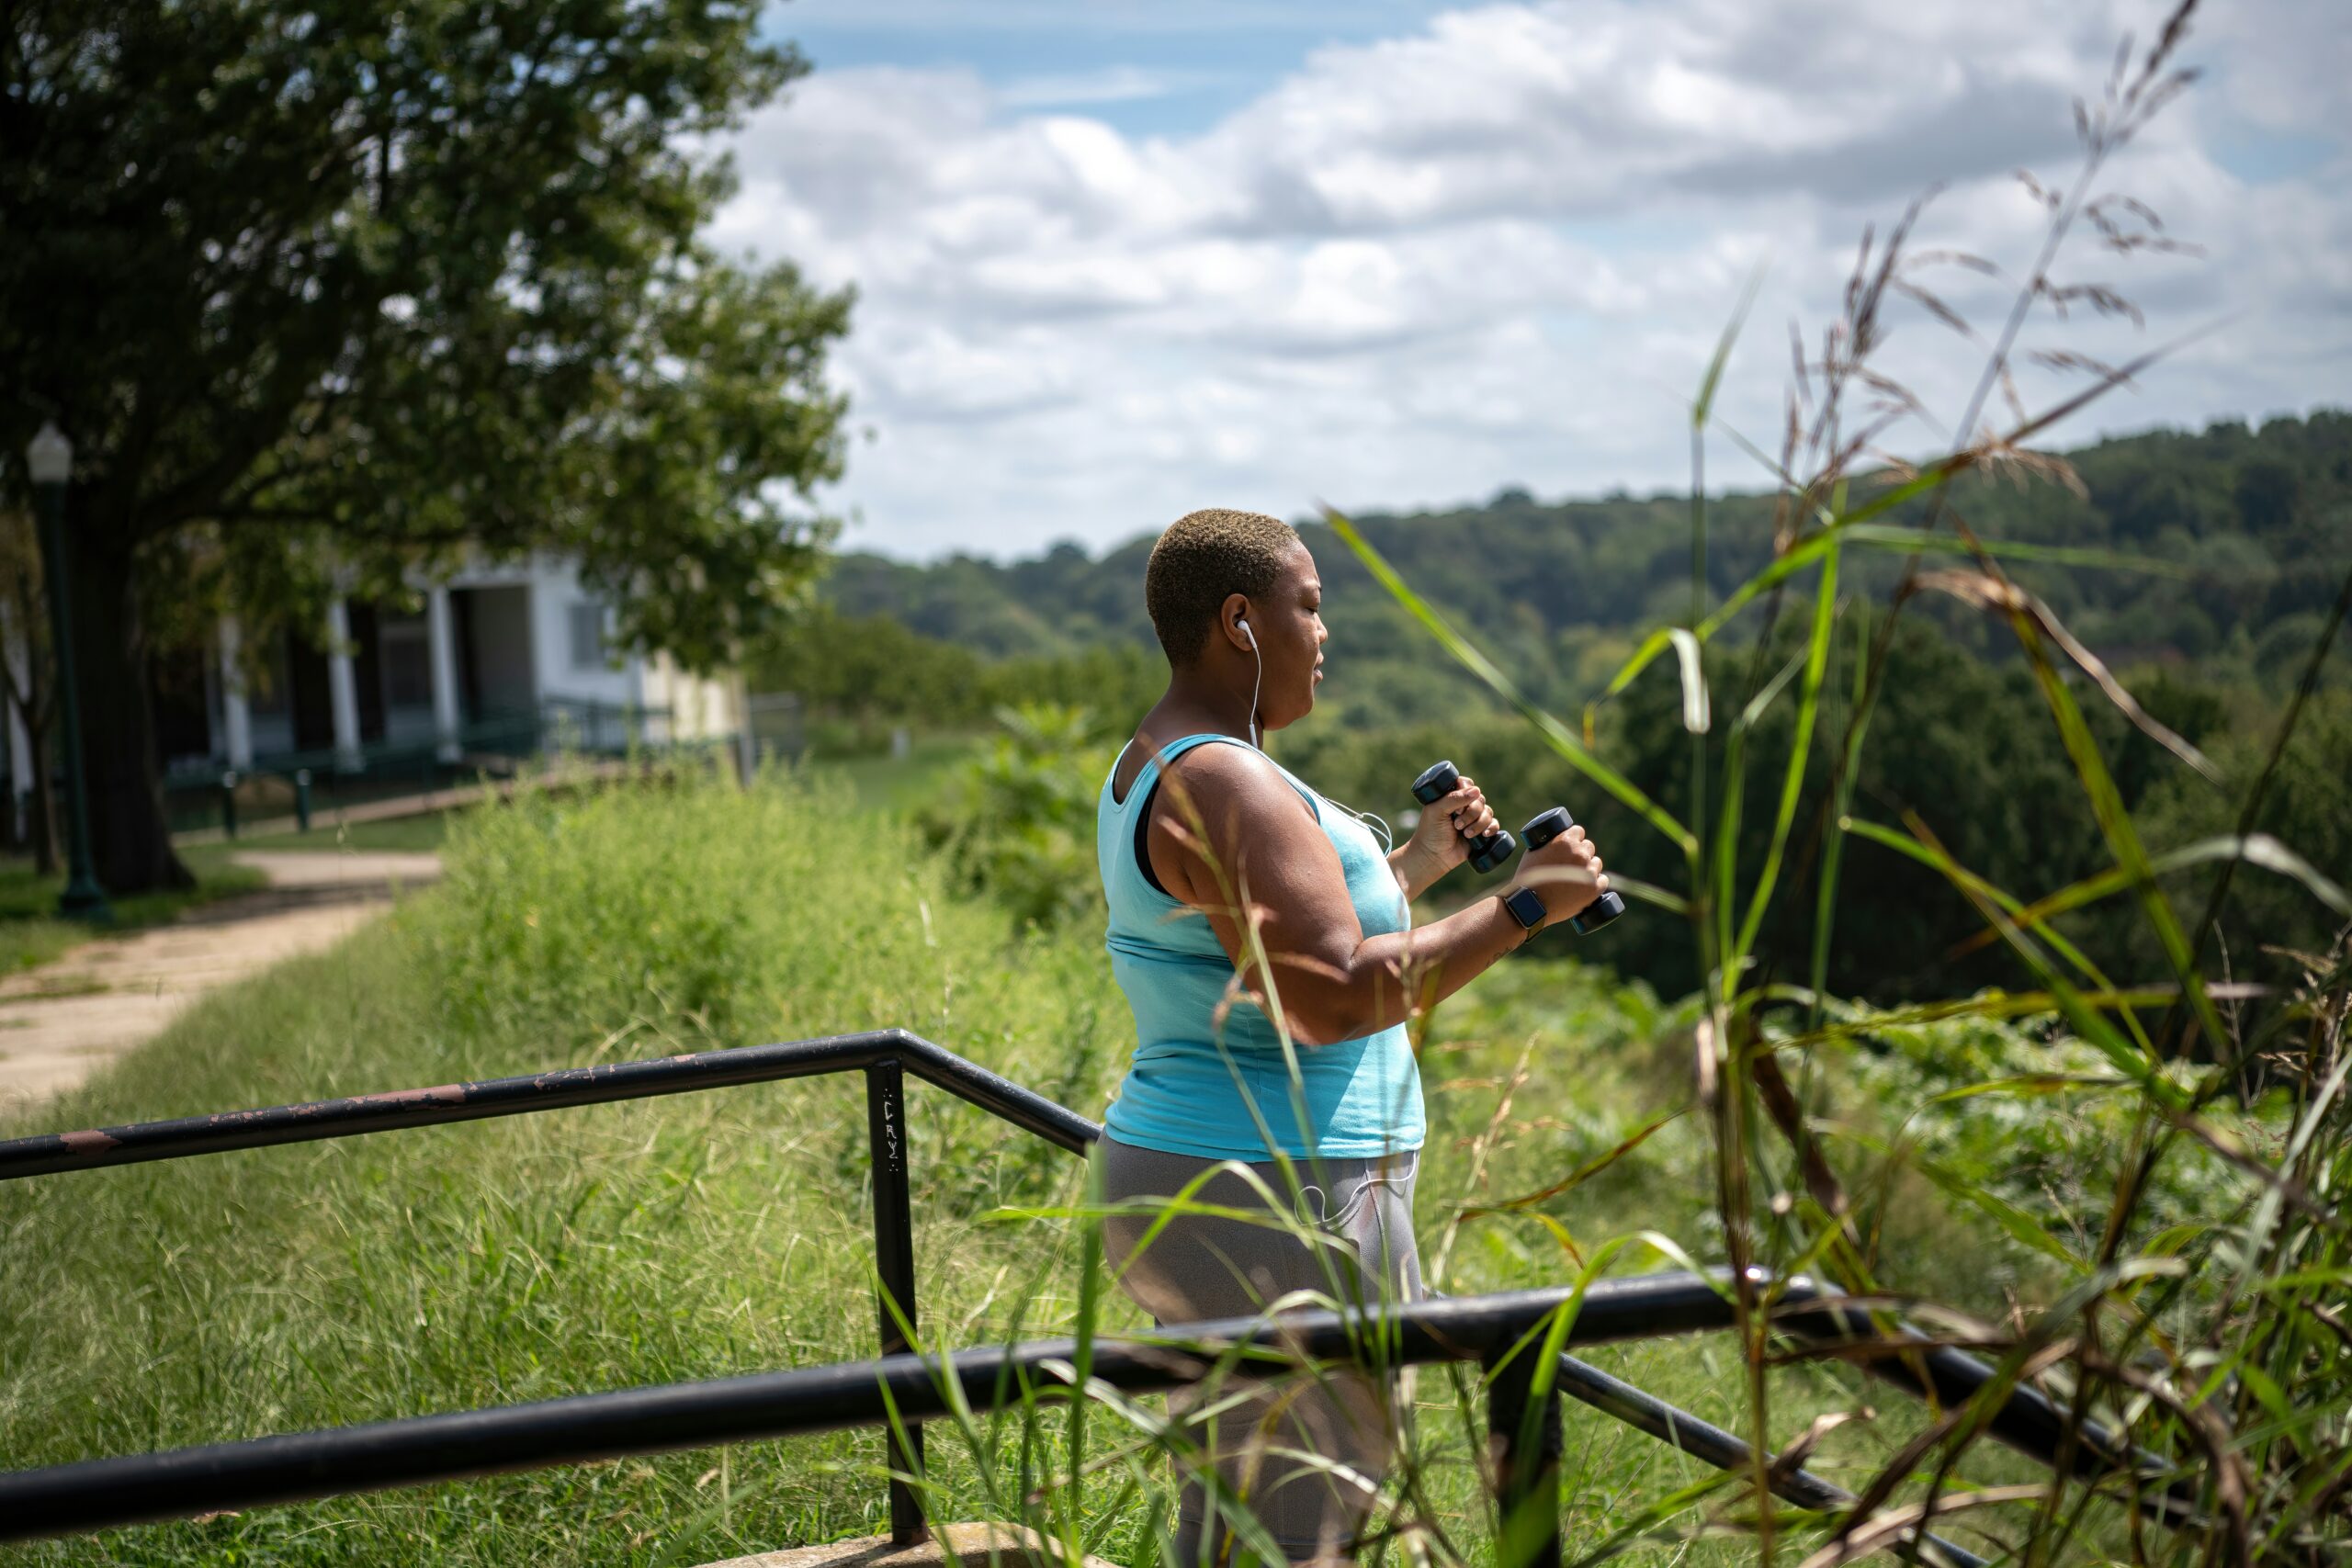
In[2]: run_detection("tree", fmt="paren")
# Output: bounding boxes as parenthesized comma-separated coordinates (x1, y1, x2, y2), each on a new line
(0, 506, 58, 872)
(2233, 454, 2301, 535)
(1, 0, 852, 892)
(751, 602, 986, 726)
(2101, 691, 2352, 1032)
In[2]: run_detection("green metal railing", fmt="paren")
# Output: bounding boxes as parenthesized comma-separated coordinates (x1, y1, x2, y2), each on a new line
(161, 698, 719, 837)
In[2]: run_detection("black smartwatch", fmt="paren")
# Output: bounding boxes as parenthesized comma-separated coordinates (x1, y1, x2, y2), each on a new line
(1501, 885, 1546, 935)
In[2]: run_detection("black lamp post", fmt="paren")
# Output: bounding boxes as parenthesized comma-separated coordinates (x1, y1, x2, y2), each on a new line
(25, 422, 110, 922)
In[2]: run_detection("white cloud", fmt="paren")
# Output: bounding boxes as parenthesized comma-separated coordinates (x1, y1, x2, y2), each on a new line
(997, 66, 1214, 108)
(715, 0, 2352, 558)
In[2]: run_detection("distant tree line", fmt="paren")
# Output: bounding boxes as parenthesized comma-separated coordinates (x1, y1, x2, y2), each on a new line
(806, 412, 2350, 724)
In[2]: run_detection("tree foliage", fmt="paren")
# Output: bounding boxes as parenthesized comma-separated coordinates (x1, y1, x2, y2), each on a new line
(915, 703, 1118, 931)
(0, 0, 852, 888)
(748, 603, 1161, 741)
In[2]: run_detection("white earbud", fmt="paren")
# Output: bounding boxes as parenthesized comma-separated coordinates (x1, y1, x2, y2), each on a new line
(1238, 618, 1256, 649)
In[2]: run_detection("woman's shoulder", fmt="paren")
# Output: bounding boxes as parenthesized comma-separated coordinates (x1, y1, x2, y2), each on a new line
(1124, 730, 1243, 778)
(1155, 738, 1319, 822)
(1116, 729, 1227, 795)
(1151, 733, 1263, 782)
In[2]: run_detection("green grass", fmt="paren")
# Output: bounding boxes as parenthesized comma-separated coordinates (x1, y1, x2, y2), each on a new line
(0, 856, 269, 975)
(807, 734, 987, 813)
(212, 810, 454, 855)
(0, 769, 2213, 1568)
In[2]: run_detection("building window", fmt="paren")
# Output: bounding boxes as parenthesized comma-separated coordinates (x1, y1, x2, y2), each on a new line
(569, 601, 609, 671)
(380, 618, 432, 707)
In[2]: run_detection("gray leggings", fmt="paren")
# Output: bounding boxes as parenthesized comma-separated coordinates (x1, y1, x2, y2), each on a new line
(1097, 1135, 1425, 1566)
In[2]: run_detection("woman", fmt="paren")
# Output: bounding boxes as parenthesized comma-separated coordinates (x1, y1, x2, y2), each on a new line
(1095, 508, 1609, 1566)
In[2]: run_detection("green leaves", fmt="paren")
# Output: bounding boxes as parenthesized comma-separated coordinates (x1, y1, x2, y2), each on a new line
(1837, 1129, 2089, 1268)
(5, 0, 854, 869)
(917, 703, 1119, 931)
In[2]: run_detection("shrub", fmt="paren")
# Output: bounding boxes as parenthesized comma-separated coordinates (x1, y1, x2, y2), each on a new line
(915, 704, 1118, 931)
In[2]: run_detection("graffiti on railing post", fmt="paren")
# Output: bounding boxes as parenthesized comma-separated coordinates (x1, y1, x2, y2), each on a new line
(865, 1059, 928, 1545)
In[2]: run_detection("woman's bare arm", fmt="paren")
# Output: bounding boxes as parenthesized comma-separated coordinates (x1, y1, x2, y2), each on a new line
(1148, 746, 1602, 1046)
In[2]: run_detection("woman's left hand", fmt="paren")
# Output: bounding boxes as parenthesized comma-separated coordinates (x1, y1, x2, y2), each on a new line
(1400, 774, 1499, 882)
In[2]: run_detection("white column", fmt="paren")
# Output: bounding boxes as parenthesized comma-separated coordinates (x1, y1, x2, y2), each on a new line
(426, 585, 461, 762)
(326, 596, 363, 773)
(218, 616, 254, 771)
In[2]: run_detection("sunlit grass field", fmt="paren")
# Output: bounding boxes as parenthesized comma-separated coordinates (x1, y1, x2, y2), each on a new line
(210, 812, 455, 856)
(809, 733, 989, 813)
(0, 769, 2229, 1567)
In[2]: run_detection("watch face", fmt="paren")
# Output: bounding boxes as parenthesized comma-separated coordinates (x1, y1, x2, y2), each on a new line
(1504, 886, 1545, 930)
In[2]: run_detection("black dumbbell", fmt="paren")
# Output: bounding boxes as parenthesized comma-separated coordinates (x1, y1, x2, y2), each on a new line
(1410, 760, 1517, 873)
(1522, 807, 1627, 934)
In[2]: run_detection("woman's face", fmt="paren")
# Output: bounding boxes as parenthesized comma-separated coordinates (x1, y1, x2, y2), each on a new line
(1240, 541, 1328, 732)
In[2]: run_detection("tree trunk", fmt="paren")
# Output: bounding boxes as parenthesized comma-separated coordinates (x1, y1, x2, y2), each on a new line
(27, 719, 58, 877)
(67, 521, 190, 894)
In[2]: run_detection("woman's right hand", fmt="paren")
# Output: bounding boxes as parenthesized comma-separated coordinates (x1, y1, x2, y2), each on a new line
(1508, 822, 1607, 931)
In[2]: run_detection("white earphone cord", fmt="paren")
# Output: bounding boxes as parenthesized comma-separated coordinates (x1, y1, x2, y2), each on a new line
(1245, 621, 1263, 750)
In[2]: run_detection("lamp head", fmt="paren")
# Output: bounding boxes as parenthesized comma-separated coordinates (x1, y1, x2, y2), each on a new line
(26, 422, 71, 486)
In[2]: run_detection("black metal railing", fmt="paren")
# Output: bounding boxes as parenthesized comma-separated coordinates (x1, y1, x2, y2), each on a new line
(0, 1274, 1702, 1542)
(0, 1031, 2189, 1562)
(0, 1029, 1092, 1180)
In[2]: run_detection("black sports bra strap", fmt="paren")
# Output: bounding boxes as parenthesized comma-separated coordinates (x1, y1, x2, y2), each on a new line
(1120, 733, 1306, 902)
(1133, 778, 1169, 896)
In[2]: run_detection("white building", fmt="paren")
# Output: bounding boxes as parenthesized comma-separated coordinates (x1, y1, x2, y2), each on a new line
(113, 556, 742, 784)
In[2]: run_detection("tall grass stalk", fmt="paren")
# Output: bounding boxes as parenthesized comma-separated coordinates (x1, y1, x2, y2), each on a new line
(1324, 5, 2348, 1566)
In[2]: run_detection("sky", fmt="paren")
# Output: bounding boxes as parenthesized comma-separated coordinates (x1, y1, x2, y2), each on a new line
(706, 0, 2352, 562)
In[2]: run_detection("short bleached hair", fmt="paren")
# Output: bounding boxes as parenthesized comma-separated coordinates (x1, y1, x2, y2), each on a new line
(1144, 508, 1301, 665)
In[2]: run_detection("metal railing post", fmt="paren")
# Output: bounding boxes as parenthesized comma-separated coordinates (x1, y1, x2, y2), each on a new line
(865, 1060, 927, 1546)
(1487, 1343, 1563, 1568)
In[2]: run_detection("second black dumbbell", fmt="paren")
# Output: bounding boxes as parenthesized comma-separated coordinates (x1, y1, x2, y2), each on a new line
(1410, 759, 1516, 873)
(1522, 807, 1627, 934)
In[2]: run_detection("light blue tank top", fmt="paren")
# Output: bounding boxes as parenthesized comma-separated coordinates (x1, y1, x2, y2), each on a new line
(1096, 732, 1426, 1161)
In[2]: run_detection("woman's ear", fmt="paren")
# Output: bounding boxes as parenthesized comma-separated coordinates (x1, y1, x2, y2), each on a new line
(1220, 593, 1255, 652)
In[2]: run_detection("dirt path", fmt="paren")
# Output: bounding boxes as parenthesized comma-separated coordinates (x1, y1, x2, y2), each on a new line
(0, 851, 442, 1115)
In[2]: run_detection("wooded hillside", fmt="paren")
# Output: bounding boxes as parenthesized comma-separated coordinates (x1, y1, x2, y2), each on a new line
(815, 412, 2350, 715)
